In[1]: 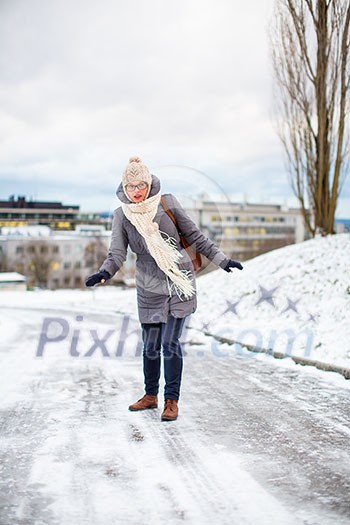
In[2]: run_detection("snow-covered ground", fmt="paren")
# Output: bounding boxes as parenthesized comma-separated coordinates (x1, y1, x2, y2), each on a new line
(0, 234, 349, 524)
(194, 232, 350, 370)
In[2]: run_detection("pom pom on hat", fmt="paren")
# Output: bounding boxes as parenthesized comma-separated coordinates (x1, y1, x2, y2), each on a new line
(122, 156, 152, 189)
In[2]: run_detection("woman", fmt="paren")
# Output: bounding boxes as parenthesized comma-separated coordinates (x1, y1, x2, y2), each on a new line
(85, 156, 243, 421)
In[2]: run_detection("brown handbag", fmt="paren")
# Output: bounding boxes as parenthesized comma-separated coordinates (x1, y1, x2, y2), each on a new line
(161, 196, 203, 272)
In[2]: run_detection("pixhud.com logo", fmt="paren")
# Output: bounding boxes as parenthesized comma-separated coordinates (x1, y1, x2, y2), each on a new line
(35, 282, 317, 360)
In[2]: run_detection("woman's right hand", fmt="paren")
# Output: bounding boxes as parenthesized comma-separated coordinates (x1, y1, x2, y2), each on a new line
(85, 270, 111, 287)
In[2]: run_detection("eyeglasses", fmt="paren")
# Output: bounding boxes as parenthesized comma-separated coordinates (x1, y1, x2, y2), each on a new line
(125, 182, 148, 192)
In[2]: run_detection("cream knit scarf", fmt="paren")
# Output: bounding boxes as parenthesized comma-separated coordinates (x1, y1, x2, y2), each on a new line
(121, 192, 195, 300)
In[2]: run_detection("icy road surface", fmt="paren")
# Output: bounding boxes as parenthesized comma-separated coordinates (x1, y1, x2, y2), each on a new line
(0, 305, 349, 525)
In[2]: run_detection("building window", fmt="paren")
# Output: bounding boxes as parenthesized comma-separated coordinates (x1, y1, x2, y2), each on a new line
(74, 277, 82, 287)
(27, 245, 35, 254)
(40, 245, 48, 253)
(74, 261, 81, 269)
(16, 246, 24, 254)
(63, 262, 71, 269)
(51, 261, 60, 271)
(53, 245, 59, 253)
(58, 222, 71, 229)
(224, 227, 240, 236)
(63, 277, 70, 286)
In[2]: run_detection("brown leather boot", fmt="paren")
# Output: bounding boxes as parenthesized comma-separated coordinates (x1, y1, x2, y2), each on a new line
(161, 399, 178, 421)
(129, 394, 158, 411)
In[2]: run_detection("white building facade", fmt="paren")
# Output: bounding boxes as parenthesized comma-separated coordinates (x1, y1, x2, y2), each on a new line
(184, 198, 306, 261)
(0, 226, 134, 290)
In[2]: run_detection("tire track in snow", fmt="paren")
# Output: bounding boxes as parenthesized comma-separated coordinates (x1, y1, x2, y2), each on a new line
(182, 351, 350, 525)
(131, 407, 301, 525)
(145, 411, 232, 522)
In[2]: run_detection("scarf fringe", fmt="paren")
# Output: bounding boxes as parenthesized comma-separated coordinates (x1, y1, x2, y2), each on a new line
(122, 192, 195, 299)
(166, 272, 195, 301)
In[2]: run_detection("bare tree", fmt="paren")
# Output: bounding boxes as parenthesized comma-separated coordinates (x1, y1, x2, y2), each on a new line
(16, 241, 53, 288)
(270, 0, 350, 235)
(0, 246, 8, 272)
(84, 235, 108, 270)
(84, 235, 128, 284)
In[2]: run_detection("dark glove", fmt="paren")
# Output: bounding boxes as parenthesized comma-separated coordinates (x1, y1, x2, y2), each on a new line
(85, 270, 111, 287)
(222, 259, 243, 272)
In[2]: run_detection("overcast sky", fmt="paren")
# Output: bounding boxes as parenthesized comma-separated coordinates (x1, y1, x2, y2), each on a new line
(0, 0, 349, 216)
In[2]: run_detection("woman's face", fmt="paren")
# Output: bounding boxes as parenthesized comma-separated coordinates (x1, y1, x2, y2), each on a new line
(125, 182, 149, 203)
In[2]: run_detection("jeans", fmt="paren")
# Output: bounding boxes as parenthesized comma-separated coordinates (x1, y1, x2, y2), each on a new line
(141, 315, 187, 401)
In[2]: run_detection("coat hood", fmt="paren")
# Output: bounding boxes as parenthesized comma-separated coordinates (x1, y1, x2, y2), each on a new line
(116, 174, 161, 204)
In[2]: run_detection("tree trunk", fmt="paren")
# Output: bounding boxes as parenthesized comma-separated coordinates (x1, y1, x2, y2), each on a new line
(270, 0, 350, 236)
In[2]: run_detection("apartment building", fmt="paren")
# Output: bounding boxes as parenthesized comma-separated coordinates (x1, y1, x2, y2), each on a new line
(0, 195, 102, 231)
(0, 225, 134, 290)
(184, 197, 306, 261)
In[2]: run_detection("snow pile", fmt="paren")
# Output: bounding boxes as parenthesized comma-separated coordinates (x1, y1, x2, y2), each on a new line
(194, 233, 350, 369)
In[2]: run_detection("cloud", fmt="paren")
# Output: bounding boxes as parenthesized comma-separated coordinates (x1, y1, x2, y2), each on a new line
(0, 0, 348, 215)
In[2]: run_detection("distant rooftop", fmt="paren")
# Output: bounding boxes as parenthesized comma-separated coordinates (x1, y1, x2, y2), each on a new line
(0, 195, 79, 210)
(0, 272, 27, 282)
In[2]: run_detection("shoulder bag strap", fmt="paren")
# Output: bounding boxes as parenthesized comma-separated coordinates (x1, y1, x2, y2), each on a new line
(161, 195, 178, 228)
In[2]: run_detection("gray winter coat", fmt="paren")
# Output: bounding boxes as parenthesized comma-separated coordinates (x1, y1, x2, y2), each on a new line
(99, 175, 229, 323)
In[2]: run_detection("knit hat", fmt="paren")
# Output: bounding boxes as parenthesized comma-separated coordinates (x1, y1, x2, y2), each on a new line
(122, 156, 152, 190)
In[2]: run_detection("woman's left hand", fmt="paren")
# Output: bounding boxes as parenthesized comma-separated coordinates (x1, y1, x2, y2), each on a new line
(222, 259, 243, 272)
